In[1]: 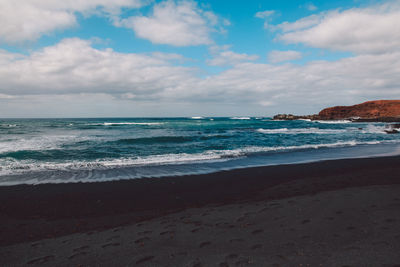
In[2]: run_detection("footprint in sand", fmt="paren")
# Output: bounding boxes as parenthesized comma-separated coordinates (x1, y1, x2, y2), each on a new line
(106, 235, 120, 241)
(160, 230, 174, 235)
(235, 257, 251, 265)
(138, 230, 152, 235)
(73, 245, 89, 252)
(164, 224, 176, 229)
(236, 216, 246, 222)
(345, 246, 361, 250)
(135, 237, 150, 244)
(258, 207, 269, 213)
(226, 253, 238, 259)
(135, 256, 155, 265)
(251, 244, 263, 250)
(102, 242, 120, 248)
(26, 255, 54, 265)
(372, 241, 389, 246)
(199, 241, 211, 248)
(68, 252, 87, 259)
(30, 242, 41, 248)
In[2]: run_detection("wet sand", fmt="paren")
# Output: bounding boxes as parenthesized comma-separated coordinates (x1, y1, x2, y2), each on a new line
(1, 156, 400, 266)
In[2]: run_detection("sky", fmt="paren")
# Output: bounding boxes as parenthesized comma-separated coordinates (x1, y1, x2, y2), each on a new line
(0, 0, 399, 117)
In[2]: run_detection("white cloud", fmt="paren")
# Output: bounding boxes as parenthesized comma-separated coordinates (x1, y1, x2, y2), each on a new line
(255, 10, 276, 29)
(196, 52, 400, 111)
(208, 46, 259, 66)
(306, 3, 317, 11)
(0, 0, 147, 43)
(1, 38, 400, 116)
(118, 0, 226, 46)
(277, 2, 400, 54)
(0, 38, 195, 97)
(255, 10, 275, 19)
(268, 50, 302, 63)
(277, 14, 323, 32)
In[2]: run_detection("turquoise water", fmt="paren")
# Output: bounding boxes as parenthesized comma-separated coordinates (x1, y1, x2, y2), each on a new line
(1, 117, 399, 185)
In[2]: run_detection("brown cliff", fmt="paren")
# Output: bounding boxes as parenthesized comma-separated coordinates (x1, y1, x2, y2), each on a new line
(318, 100, 400, 120)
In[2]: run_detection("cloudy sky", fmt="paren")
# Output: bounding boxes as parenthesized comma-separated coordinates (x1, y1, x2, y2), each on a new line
(0, 0, 399, 117)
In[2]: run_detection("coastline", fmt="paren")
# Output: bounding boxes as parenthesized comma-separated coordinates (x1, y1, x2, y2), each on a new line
(1, 155, 400, 247)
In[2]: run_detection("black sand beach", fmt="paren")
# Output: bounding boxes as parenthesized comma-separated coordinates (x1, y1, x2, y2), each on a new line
(1, 156, 400, 266)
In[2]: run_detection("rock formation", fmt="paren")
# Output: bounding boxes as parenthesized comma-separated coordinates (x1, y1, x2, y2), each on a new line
(273, 100, 400, 122)
(318, 100, 400, 121)
(272, 114, 319, 121)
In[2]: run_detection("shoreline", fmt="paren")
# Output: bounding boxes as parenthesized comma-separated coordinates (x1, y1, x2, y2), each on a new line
(1, 155, 400, 247)
(2, 141, 400, 186)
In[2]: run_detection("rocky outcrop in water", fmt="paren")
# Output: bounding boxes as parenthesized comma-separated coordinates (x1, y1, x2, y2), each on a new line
(272, 114, 319, 121)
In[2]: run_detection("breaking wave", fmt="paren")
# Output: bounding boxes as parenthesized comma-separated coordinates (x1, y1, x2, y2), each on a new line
(257, 128, 347, 134)
(0, 140, 393, 179)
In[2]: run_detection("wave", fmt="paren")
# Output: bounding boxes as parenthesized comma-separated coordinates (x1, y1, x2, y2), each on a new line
(257, 128, 346, 134)
(190, 117, 204, 119)
(116, 136, 194, 144)
(1, 140, 395, 178)
(231, 117, 251, 120)
(313, 120, 352, 124)
(361, 125, 389, 134)
(0, 135, 94, 154)
(257, 125, 391, 135)
(102, 122, 164, 126)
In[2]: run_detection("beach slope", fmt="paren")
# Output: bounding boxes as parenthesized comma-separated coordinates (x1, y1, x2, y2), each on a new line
(1, 156, 400, 266)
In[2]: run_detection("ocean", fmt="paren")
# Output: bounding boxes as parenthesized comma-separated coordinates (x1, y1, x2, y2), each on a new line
(1, 117, 399, 185)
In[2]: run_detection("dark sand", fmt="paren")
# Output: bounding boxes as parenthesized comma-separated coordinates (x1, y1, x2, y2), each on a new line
(1, 156, 400, 266)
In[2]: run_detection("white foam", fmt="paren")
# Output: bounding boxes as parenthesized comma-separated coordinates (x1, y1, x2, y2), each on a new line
(190, 117, 204, 119)
(0, 124, 17, 128)
(231, 117, 251, 120)
(1, 140, 394, 178)
(1, 136, 66, 153)
(0, 134, 98, 154)
(257, 128, 346, 134)
(102, 122, 163, 126)
(361, 124, 388, 134)
(313, 120, 352, 124)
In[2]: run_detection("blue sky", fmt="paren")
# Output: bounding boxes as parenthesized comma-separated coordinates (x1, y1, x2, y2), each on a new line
(0, 0, 399, 117)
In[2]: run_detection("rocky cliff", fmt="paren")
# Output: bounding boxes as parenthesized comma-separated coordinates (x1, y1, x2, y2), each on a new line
(273, 100, 400, 122)
(318, 100, 400, 120)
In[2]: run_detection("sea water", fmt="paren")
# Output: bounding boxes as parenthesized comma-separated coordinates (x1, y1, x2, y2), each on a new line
(1, 117, 399, 185)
